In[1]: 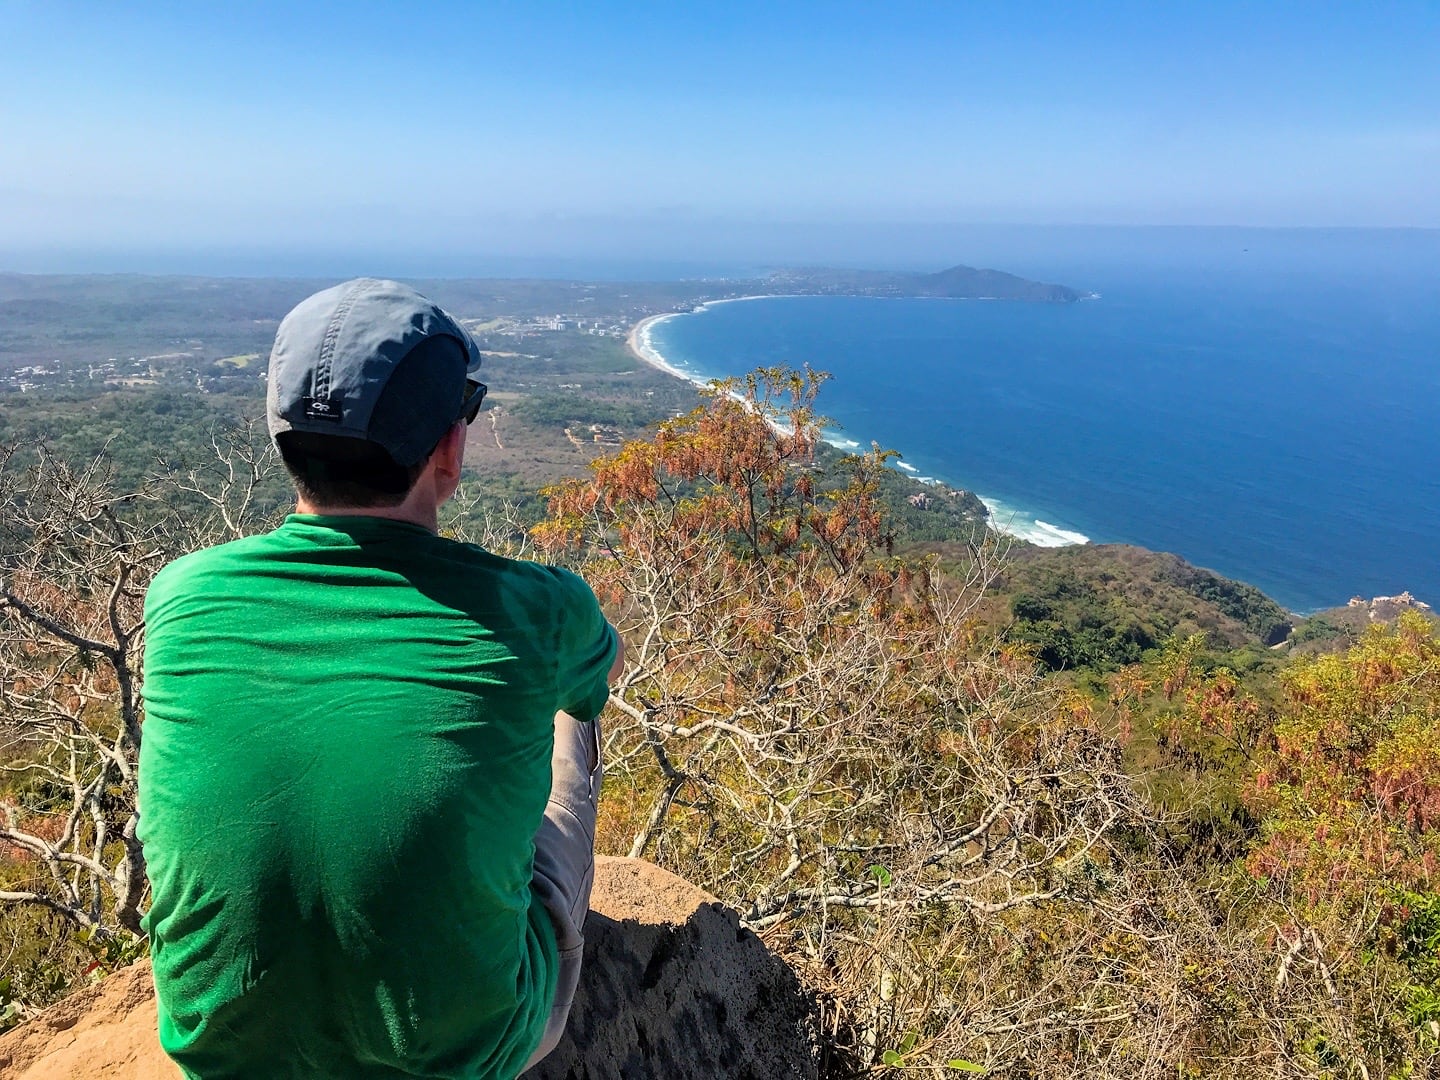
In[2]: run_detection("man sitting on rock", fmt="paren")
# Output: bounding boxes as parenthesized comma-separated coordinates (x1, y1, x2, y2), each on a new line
(138, 278, 621, 1078)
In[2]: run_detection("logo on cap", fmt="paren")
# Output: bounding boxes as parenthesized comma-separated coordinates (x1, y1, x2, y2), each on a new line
(302, 397, 343, 423)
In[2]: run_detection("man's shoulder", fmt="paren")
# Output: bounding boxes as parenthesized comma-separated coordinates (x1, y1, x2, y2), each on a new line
(147, 533, 276, 600)
(443, 542, 599, 606)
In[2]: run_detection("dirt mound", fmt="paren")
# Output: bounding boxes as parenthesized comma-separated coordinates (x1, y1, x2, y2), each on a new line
(0, 857, 820, 1079)
(0, 961, 170, 1079)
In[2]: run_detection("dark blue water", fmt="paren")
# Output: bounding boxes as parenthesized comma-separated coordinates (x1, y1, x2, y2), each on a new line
(647, 247, 1440, 614)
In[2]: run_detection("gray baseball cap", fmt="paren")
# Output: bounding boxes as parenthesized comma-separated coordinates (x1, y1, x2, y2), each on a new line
(267, 278, 484, 466)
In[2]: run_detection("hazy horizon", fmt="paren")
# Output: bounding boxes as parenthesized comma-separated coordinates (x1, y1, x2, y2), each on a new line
(3, 223, 1436, 288)
(3, 3, 1437, 262)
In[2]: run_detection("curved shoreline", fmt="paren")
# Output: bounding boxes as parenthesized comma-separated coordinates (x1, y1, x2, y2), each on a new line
(624, 299, 1092, 550)
(626, 312, 695, 384)
(626, 295, 795, 387)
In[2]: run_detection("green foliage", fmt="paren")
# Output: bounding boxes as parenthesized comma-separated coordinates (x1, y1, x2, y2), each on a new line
(1291, 614, 1350, 645)
(1392, 890, 1440, 1029)
(1174, 566, 1292, 645)
(0, 911, 148, 1034)
(880, 1031, 986, 1072)
(0, 977, 17, 1032)
(511, 392, 663, 429)
(863, 455, 989, 544)
(996, 545, 1292, 675)
(0, 386, 285, 508)
(0, 904, 98, 1032)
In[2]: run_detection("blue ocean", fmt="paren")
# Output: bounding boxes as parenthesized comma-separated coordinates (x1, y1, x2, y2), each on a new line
(644, 231, 1440, 614)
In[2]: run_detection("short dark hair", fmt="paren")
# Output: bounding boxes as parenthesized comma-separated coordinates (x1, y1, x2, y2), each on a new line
(276, 431, 429, 509)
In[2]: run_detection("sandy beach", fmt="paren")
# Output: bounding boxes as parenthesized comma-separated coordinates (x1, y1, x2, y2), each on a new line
(626, 296, 794, 385)
(624, 300, 815, 446)
(625, 313, 693, 383)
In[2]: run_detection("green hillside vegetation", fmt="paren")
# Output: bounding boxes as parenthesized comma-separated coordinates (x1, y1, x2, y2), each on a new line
(765, 264, 1082, 302)
(868, 465, 990, 542)
(510, 391, 666, 430)
(0, 388, 283, 501)
(991, 543, 1293, 677)
(1287, 601, 1440, 657)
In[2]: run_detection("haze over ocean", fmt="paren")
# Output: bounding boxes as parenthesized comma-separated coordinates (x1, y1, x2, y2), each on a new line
(644, 231, 1440, 615)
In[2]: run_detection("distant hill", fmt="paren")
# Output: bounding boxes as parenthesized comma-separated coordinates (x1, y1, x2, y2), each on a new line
(986, 543, 1294, 673)
(766, 264, 1084, 302)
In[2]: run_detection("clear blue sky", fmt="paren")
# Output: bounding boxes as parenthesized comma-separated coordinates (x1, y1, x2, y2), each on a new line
(2, 1, 1436, 264)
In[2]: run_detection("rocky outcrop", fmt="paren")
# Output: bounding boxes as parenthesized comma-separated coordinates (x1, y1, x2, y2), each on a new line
(0, 857, 821, 1080)
(1347, 590, 1433, 620)
(524, 857, 820, 1079)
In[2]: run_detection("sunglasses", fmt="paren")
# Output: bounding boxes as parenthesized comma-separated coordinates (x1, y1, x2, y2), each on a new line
(460, 378, 488, 425)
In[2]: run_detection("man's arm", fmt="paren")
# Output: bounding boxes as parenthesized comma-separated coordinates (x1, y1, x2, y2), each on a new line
(607, 625, 626, 684)
(553, 568, 621, 723)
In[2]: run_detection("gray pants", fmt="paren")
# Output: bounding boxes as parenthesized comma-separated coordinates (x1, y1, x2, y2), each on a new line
(522, 710, 603, 1072)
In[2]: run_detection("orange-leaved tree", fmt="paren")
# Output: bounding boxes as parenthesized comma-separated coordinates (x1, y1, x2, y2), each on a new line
(1150, 612, 1440, 907)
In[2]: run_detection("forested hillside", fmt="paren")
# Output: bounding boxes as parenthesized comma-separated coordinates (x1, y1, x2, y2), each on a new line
(990, 543, 1294, 677)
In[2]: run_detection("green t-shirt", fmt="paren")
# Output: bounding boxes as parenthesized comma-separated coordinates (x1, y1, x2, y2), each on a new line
(138, 515, 617, 1079)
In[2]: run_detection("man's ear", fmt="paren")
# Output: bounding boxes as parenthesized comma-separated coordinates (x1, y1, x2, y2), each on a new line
(430, 421, 466, 491)
(444, 419, 467, 454)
